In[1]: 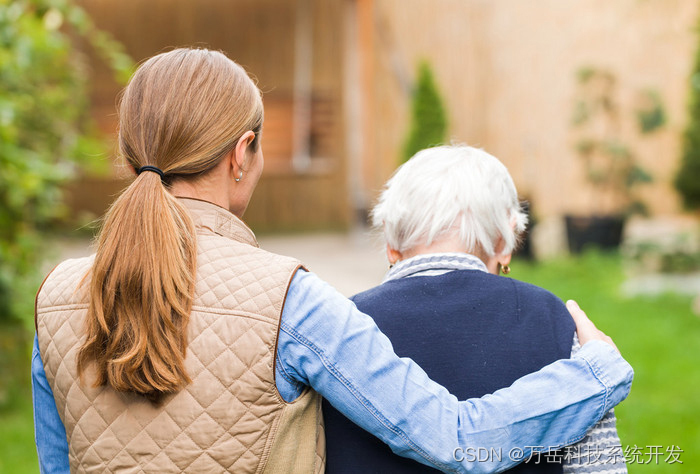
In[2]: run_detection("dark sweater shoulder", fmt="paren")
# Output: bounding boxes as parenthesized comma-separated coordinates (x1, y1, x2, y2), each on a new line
(354, 270, 568, 313)
(352, 270, 575, 349)
(503, 274, 572, 318)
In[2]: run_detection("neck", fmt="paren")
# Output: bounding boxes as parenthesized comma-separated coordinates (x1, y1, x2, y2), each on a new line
(170, 179, 229, 211)
(169, 159, 232, 213)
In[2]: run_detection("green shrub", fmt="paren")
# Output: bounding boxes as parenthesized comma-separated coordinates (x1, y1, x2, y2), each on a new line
(675, 19, 700, 210)
(0, 0, 132, 407)
(401, 61, 448, 163)
(0, 0, 132, 326)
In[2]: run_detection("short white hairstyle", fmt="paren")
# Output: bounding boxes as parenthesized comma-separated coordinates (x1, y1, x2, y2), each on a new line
(372, 145, 528, 256)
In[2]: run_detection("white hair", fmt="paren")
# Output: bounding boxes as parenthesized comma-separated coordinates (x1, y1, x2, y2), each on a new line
(372, 145, 528, 256)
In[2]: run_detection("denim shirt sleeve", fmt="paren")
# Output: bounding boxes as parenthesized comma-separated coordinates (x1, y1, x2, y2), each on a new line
(276, 270, 634, 473)
(32, 334, 70, 474)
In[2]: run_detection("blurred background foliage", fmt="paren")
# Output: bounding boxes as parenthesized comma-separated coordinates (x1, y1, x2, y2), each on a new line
(675, 12, 700, 212)
(0, 0, 132, 407)
(401, 61, 447, 163)
(571, 67, 657, 218)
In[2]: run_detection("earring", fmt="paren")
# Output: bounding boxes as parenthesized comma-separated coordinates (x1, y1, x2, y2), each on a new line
(501, 264, 511, 275)
(389, 263, 394, 269)
(234, 171, 243, 182)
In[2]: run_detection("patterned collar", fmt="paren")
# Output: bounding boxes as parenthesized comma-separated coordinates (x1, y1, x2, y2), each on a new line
(383, 252, 489, 283)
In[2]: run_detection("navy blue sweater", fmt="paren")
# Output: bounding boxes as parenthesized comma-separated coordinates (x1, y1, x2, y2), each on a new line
(323, 270, 575, 473)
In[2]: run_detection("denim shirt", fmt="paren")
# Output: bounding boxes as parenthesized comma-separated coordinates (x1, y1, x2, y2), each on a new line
(33, 269, 633, 473)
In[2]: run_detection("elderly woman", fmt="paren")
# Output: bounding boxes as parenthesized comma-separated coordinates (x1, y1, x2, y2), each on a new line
(323, 145, 626, 473)
(32, 50, 631, 473)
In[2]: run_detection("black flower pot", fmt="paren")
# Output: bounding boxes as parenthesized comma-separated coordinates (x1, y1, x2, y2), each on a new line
(565, 215, 625, 253)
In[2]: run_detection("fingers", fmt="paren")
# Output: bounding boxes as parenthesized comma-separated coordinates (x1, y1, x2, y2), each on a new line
(567, 300, 595, 344)
(566, 299, 620, 354)
(598, 330, 619, 353)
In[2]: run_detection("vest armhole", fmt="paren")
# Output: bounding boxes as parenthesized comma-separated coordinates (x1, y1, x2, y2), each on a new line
(34, 263, 60, 333)
(272, 263, 307, 405)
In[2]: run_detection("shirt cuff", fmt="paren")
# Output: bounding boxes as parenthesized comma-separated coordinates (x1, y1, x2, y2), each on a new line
(573, 340, 634, 415)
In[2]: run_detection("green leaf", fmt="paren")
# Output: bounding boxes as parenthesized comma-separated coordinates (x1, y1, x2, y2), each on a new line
(636, 89, 666, 134)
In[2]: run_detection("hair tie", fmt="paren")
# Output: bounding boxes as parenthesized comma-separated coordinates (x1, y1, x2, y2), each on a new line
(137, 165, 165, 179)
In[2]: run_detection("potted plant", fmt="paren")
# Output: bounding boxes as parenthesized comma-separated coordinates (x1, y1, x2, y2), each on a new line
(566, 67, 662, 253)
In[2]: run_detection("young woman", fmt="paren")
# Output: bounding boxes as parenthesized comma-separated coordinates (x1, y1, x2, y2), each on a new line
(33, 48, 632, 473)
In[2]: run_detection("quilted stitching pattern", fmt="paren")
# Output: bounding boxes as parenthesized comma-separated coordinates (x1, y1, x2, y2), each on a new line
(316, 407, 326, 472)
(36, 203, 323, 473)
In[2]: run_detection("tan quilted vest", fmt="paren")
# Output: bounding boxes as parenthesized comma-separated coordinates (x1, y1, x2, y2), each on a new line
(35, 198, 325, 473)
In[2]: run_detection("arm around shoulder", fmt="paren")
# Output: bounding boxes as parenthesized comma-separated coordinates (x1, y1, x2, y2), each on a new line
(277, 270, 634, 473)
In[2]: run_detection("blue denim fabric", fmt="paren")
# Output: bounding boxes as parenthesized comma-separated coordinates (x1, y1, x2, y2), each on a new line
(276, 270, 633, 473)
(32, 336, 69, 474)
(33, 269, 633, 473)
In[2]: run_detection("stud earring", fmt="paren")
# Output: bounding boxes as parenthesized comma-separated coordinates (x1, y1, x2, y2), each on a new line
(501, 264, 511, 275)
(234, 171, 243, 182)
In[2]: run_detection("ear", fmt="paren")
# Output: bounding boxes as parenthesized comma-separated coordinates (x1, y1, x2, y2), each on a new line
(499, 252, 512, 267)
(493, 236, 512, 267)
(386, 245, 403, 265)
(231, 131, 257, 175)
(498, 218, 518, 266)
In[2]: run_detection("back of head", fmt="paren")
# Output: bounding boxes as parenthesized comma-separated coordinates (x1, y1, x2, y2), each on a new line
(118, 48, 263, 178)
(372, 145, 527, 257)
(78, 48, 263, 402)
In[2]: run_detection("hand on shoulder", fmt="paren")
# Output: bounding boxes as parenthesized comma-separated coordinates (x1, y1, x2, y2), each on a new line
(566, 300, 619, 353)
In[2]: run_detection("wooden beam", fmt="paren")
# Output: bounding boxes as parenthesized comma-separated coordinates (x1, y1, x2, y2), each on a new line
(343, 0, 375, 220)
(292, 0, 314, 171)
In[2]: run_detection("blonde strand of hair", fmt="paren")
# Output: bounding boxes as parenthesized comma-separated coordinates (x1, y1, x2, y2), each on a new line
(78, 173, 196, 401)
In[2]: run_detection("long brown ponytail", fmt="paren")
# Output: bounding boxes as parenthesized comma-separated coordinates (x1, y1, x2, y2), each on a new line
(77, 49, 263, 402)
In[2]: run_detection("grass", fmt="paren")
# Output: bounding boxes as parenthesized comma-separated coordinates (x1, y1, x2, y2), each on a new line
(515, 251, 700, 472)
(0, 394, 38, 473)
(1, 251, 697, 472)
(0, 321, 37, 474)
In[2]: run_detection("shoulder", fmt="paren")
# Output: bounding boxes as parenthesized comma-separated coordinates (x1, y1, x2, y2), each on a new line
(350, 280, 395, 305)
(349, 275, 435, 311)
(351, 270, 499, 305)
(506, 276, 566, 307)
(455, 270, 567, 309)
(193, 236, 304, 313)
(35, 256, 94, 331)
(37, 255, 95, 308)
(287, 270, 343, 305)
(196, 233, 302, 278)
(353, 271, 572, 323)
(458, 272, 577, 347)
(46, 255, 95, 281)
(200, 233, 300, 266)
(508, 277, 568, 314)
(503, 276, 575, 336)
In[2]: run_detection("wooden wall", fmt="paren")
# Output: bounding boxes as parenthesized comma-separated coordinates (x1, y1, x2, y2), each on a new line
(367, 0, 699, 220)
(71, 0, 350, 232)
(68, 0, 697, 228)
